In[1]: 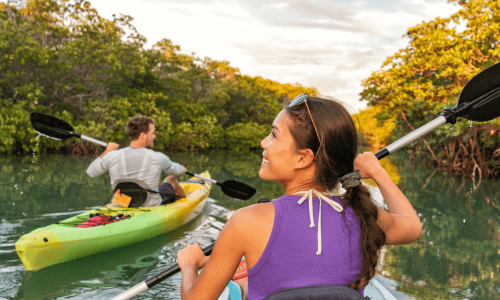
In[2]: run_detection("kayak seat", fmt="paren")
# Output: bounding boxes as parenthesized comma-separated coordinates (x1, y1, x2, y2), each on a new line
(113, 181, 150, 208)
(112, 179, 165, 208)
(263, 284, 369, 300)
(112, 179, 179, 207)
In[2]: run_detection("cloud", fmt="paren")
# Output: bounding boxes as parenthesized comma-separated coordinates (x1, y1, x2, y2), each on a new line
(90, 0, 460, 111)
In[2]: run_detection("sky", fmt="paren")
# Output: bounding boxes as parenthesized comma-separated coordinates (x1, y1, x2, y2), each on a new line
(90, 0, 461, 111)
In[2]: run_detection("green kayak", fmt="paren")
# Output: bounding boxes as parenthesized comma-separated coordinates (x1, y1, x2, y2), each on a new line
(16, 172, 211, 271)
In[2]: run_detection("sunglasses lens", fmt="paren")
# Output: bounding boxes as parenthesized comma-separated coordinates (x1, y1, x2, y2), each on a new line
(288, 93, 307, 107)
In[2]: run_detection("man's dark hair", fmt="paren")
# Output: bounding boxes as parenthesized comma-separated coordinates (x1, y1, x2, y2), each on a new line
(125, 116, 155, 141)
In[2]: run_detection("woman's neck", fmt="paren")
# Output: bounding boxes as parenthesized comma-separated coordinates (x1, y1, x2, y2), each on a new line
(282, 163, 327, 195)
(284, 182, 327, 195)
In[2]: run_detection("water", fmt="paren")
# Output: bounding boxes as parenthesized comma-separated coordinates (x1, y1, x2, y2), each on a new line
(0, 151, 499, 299)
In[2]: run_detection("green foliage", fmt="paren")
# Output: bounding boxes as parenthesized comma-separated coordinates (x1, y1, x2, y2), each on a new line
(224, 122, 271, 151)
(169, 116, 222, 151)
(359, 0, 500, 177)
(0, 0, 318, 154)
(0, 99, 34, 154)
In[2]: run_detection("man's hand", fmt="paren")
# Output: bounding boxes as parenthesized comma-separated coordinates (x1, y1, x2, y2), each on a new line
(100, 142, 119, 158)
(181, 165, 187, 174)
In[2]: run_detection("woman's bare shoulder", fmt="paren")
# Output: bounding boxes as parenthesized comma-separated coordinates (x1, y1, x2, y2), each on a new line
(228, 202, 275, 227)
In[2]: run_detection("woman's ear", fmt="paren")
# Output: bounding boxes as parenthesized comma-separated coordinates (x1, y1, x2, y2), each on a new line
(295, 149, 315, 169)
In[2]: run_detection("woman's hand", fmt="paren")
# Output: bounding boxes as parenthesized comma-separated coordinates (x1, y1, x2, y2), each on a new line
(177, 244, 209, 270)
(354, 152, 385, 179)
(354, 153, 423, 244)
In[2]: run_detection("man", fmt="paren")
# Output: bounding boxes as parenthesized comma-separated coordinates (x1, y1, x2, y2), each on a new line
(86, 116, 187, 206)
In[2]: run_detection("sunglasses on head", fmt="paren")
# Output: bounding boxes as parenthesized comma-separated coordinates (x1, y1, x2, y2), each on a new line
(287, 93, 322, 158)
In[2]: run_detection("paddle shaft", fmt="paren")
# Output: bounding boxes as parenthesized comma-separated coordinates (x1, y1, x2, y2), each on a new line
(110, 244, 215, 300)
(78, 134, 108, 147)
(375, 115, 447, 160)
(185, 171, 218, 185)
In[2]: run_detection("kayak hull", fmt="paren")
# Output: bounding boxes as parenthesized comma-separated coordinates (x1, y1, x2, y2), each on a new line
(16, 172, 211, 271)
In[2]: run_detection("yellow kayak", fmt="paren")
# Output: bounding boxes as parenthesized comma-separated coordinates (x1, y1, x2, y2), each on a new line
(16, 172, 211, 271)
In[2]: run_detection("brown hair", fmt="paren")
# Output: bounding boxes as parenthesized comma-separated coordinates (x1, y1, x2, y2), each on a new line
(125, 116, 155, 141)
(285, 96, 386, 290)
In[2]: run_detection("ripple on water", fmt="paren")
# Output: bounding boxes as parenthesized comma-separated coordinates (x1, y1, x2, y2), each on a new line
(0, 219, 22, 235)
(5, 200, 236, 300)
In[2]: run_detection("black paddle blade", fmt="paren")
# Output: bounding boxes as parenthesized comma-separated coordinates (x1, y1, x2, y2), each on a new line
(30, 112, 75, 141)
(220, 180, 256, 200)
(456, 62, 500, 122)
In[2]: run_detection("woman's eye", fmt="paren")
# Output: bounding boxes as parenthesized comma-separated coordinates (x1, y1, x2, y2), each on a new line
(271, 131, 276, 138)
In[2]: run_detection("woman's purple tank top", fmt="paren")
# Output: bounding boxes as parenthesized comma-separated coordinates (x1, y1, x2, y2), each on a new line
(247, 194, 364, 300)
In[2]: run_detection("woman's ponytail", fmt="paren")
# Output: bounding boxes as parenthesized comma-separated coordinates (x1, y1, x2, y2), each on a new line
(344, 184, 386, 289)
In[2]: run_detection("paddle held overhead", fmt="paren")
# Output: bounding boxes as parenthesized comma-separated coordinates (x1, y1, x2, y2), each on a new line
(375, 62, 500, 160)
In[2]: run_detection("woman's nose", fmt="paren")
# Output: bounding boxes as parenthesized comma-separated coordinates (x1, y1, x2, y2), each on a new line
(260, 135, 269, 149)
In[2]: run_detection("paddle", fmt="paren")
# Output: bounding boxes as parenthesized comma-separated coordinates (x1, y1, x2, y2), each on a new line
(375, 62, 500, 160)
(30, 112, 256, 200)
(185, 171, 256, 200)
(30, 112, 108, 147)
(110, 62, 500, 300)
(111, 244, 214, 300)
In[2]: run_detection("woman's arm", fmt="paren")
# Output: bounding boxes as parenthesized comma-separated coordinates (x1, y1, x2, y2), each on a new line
(177, 209, 249, 300)
(354, 152, 422, 245)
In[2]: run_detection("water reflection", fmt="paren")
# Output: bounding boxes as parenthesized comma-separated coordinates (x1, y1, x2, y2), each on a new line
(379, 157, 500, 299)
(0, 152, 499, 299)
(0, 151, 284, 299)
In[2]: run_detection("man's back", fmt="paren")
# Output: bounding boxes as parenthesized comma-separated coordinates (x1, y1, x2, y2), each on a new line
(86, 147, 184, 206)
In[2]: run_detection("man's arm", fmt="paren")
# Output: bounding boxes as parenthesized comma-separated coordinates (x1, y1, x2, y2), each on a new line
(159, 152, 186, 176)
(99, 143, 119, 158)
(86, 143, 119, 177)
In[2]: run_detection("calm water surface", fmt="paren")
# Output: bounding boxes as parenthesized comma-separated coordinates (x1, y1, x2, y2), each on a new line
(0, 150, 499, 299)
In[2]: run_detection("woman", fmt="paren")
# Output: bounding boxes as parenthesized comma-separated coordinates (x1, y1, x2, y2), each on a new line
(177, 94, 422, 300)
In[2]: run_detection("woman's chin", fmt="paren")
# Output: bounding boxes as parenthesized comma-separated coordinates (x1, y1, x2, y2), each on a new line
(258, 168, 269, 180)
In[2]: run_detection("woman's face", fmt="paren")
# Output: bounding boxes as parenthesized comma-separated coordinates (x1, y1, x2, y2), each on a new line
(259, 110, 300, 184)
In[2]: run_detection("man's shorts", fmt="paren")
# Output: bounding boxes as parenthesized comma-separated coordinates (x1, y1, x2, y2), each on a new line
(159, 182, 177, 205)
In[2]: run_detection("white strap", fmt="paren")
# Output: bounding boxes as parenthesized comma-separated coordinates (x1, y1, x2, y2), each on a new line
(295, 189, 343, 255)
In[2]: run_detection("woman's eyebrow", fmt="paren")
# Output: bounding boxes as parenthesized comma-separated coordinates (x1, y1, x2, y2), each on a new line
(272, 125, 280, 133)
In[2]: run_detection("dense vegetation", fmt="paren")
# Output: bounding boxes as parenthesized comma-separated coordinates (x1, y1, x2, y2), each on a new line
(0, 0, 317, 155)
(358, 0, 500, 178)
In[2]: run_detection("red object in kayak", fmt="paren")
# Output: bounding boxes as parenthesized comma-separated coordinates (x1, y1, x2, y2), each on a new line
(76, 215, 127, 228)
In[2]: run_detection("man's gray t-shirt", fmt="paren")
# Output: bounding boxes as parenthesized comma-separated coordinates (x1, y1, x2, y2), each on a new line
(86, 147, 184, 206)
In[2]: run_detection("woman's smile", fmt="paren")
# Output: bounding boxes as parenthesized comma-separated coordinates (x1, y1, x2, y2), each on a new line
(258, 111, 300, 183)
